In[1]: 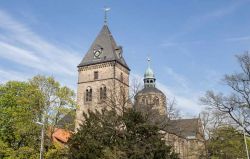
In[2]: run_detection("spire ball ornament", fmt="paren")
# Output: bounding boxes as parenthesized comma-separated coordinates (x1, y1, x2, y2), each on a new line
(147, 57, 151, 66)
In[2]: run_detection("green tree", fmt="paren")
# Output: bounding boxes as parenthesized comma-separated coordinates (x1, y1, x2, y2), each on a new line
(208, 126, 250, 159)
(0, 75, 76, 158)
(0, 81, 42, 158)
(68, 108, 179, 159)
(45, 146, 69, 159)
(29, 75, 75, 133)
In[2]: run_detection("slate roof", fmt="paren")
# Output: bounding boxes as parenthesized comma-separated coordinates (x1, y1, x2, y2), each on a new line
(165, 118, 200, 138)
(137, 87, 164, 95)
(78, 25, 129, 70)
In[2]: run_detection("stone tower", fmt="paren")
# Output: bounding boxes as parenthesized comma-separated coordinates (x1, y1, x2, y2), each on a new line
(75, 24, 130, 129)
(135, 59, 167, 116)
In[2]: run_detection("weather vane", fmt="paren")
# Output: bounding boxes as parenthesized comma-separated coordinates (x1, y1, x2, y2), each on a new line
(104, 7, 111, 24)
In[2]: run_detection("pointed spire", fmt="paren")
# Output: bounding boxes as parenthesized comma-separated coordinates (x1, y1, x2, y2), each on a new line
(78, 25, 129, 70)
(78, 7, 129, 70)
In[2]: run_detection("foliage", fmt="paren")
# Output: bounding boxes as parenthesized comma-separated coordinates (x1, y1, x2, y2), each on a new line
(0, 75, 76, 158)
(45, 146, 69, 159)
(5, 146, 38, 159)
(0, 81, 42, 158)
(29, 75, 75, 130)
(208, 126, 250, 158)
(68, 108, 179, 159)
(0, 140, 13, 158)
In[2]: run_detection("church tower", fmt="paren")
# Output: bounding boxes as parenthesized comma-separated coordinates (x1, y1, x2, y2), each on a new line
(135, 59, 167, 116)
(75, 23, 130, 129)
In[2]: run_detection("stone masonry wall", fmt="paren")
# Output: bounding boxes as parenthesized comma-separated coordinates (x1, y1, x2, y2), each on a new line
(75, 61, 129, 130)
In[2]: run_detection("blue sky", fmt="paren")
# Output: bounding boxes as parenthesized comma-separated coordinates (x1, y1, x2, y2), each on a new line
(0, 0, 250, 116)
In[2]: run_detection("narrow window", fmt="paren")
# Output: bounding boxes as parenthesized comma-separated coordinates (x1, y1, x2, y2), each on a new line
(154, 97, 159, 105)
(94, 71, 98, 80)
(85, 89, 88, 101)
(100, 87, 103, 99)
(85, 87, 92, 102)
(100, 85, 107, 100)
(103, 86, 107, 99)
(142, 97, 146, 104)
(89, 88, 92, 101)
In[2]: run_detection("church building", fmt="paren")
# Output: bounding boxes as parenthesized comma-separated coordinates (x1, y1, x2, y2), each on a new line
(75, 23, 130, 129)
(56, 13, 205, 158)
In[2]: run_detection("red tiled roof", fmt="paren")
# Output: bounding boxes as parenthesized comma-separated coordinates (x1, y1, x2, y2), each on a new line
(52, 128, 72, 143)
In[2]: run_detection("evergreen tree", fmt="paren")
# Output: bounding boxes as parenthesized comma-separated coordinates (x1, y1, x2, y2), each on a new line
(68, 109, 179, 159)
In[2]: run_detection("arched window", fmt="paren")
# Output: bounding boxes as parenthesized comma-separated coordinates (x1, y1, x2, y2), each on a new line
(94, 71, 99, 80)
(154, 97, 159, 105)
(85, 87, 92, 102)
(142, 97, 146, 104)
(100, 85, 107, 100)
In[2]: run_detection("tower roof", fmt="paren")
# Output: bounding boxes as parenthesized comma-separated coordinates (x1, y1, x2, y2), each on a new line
(143, 58, 156, 88)
(78, 25, 129, 70)
(144, 67, 155, 79)
(137, 87, 164, 95)
(144, 58, 155, 79)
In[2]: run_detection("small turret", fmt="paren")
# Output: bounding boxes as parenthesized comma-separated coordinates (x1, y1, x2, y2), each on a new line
(144, 58, 156, 88)
(135, 57, 167, 116)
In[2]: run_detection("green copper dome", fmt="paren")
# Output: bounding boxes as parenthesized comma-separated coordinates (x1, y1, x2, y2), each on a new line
(144, 67, 155, 79)
(144, 58, 156, 88)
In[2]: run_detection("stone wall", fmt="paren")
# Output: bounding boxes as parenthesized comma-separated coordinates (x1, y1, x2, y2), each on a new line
(135, 91, 167, 116)
(75, 61, 129, 130)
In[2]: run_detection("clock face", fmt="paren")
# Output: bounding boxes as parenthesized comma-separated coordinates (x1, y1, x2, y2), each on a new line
(94, 50, 101, 57)
(93, 46, 103, 58)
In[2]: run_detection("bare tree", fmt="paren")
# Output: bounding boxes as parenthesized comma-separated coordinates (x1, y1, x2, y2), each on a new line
(129, 76, 143, 101)
(201, 52, 250, 135)
(167, 98, 181, 120)
(199, 108, 230, 158)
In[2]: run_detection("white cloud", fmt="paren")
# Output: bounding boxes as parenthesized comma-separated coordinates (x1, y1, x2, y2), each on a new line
(0, 10, 81, 77)
(157, 82, 202, 117)
(226, 36, 250, 42)
(161, 40, 203, 48)
(0, 10, 204, 117)
(164, 66, 189, 91)
(162, 1, 248, 43)
(0, 67, 30, 83)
